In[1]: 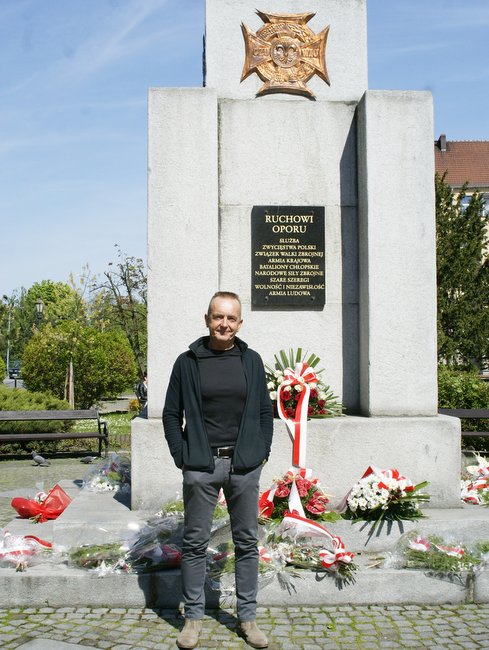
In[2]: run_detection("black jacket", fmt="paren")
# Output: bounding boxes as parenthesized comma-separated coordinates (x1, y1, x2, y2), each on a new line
(162, 336, 273, 471)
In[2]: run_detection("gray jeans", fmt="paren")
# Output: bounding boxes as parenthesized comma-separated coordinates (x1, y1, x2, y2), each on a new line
(181, 458, 263, 620)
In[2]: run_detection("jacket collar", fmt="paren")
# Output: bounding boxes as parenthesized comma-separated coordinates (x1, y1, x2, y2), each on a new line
(188, 335, 248, 356)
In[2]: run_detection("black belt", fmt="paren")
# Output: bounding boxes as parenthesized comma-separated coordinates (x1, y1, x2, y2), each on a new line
(213, 446, 234, 458)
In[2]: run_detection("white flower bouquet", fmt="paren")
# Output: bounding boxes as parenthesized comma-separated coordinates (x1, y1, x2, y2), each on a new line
(82, 452, 131, 493)
(342, 466, 430, 530)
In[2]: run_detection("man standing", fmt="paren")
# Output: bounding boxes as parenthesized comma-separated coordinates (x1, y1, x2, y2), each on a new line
(163, 291, 273, 649)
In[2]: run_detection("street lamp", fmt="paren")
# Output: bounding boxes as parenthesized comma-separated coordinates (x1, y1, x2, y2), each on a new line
(35, 298, 44, 327)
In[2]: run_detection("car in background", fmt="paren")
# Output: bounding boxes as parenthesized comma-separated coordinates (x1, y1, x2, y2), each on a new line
(8, 361, 21, 379)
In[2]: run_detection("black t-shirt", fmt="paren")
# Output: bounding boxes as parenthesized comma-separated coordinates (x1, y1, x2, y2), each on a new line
(197, 343, 246, 448)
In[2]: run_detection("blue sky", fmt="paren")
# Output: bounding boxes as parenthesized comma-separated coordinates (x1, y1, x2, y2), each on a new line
(1, 0, 488, 297)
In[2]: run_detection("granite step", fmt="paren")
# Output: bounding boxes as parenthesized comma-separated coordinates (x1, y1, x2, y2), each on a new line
(2, 486, 489, 608)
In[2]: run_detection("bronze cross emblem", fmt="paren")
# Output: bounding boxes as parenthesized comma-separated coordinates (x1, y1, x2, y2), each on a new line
(241, 11, 330, 99)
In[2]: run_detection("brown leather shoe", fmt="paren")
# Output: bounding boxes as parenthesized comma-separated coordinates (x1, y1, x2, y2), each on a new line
(238, 620, 268, 648)
(177, 619, 202, 649)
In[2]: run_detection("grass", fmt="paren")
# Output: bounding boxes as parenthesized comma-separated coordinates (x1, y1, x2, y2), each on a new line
(0, 411, 138, 456)
(72, 411, 136, 451)
(75, 412, 135, 435)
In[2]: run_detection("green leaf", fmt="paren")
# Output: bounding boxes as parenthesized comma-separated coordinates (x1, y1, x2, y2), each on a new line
(279, 349, 289, 369)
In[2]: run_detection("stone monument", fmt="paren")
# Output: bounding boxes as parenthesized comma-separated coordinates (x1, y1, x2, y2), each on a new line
(131, 0, 460, 512)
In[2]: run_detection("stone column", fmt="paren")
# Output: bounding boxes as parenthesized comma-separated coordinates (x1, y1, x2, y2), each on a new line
(357, 90, 438, 416)
(146, 88, 219, 420)
(132, 88, 218, 511)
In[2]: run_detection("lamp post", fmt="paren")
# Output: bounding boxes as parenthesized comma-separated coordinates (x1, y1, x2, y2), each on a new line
(35, 298, 44, 328)
(5, 305, 11, 379)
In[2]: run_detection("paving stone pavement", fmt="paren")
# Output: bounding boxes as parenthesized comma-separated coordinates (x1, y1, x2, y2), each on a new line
(1, 604, 489, 649)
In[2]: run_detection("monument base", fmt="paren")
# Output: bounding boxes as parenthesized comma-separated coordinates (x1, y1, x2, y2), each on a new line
(131, 415, 461, 512)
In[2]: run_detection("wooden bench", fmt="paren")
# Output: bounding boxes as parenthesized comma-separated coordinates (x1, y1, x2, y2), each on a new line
(0, 409, 109, 457)
(438, 408, 489, 440)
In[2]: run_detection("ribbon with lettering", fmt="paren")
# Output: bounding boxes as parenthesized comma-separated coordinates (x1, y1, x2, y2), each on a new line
(276, 362, 318, 467)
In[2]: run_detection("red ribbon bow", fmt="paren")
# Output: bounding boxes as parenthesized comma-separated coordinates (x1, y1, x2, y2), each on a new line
(277, 363, 318, 467)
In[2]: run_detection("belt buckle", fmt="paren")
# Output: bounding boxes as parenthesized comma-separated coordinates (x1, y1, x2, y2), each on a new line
(216, 446, 233, 458)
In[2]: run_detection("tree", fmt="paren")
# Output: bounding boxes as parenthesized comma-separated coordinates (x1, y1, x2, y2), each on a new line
(1, 281, 84, 365)
(21, 322, 137, 409)
(436, 172, 489, 368)
(94, 246, 147, 379)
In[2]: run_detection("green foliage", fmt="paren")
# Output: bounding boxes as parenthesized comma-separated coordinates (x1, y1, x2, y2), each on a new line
(0, 386, 71, 432)
(2, 281, 84, 364)
(436, 173, 489, 368)
(438, 367, 489, 410)
(438, 367, 489, 450)
(0, 293, 18, 374)
(0, 355, 5, 378)
(21, 322, 137, 409)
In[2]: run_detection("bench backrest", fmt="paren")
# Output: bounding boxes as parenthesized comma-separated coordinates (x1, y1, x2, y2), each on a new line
(439, 408, 489, 419)
(0, 409, 100, 421)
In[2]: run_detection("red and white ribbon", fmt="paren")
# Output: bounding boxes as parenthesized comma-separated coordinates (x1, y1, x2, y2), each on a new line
(258, 546, 272, 563)
(319, 537, 355, 570)
(435, 544, 464, 558)
(408, 536, 430, 552)
(280, 511, 354, 572)
(259, 467, 315, 519)
(277, 363, 318, 468)
(361, 466, 414, 491)
(0, 532, 52, 565)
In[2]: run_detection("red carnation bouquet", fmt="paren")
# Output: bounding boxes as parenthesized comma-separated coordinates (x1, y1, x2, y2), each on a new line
(259, 469, 338, 524)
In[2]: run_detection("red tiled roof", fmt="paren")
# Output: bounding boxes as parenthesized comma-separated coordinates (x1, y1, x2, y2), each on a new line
(434, 138, 489, 189)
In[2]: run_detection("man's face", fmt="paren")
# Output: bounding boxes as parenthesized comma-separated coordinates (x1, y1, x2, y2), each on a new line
(205, 296, 243, 350)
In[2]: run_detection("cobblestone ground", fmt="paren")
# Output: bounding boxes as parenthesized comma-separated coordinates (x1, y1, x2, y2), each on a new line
(0, 604, 489, 649)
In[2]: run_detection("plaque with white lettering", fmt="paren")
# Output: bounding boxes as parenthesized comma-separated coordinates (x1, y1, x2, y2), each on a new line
(251, 206, 325, 309)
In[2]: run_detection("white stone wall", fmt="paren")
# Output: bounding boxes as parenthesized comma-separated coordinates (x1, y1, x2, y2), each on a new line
(357, 91, 438, 416)
(147, 88, 219, 419)
(218, 98, 359, 411)
(131, 415, 461, 512)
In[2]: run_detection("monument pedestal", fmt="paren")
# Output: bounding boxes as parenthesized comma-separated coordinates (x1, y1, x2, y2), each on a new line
(132, 0, 457, 520)
(131, 414, 461, 512)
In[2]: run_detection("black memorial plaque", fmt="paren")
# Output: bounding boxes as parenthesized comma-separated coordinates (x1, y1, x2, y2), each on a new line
(251, 206, 325, 309)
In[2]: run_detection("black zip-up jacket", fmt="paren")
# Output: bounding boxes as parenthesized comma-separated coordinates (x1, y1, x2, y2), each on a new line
(162, 336, 273, 471)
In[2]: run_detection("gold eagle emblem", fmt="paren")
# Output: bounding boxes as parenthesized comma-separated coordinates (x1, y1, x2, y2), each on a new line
(241, 10, 330, 99)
